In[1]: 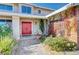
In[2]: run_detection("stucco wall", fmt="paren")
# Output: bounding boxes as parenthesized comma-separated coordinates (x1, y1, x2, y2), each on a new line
(31, 6, 53, 16)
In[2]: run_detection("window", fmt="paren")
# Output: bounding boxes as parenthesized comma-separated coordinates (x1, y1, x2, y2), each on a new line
(0, 4, 13, 11)
(22, 6, 31, 14)
(0, 20, 12, 28)
(38, 10, 41, 14)
(0, 20, 6, 26)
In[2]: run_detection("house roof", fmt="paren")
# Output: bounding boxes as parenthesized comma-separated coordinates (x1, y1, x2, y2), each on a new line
(26, 3, 55, 11)
(46, 3, 79, 18)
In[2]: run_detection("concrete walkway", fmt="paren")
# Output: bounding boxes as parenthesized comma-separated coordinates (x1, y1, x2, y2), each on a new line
(12, 38, 49, 55)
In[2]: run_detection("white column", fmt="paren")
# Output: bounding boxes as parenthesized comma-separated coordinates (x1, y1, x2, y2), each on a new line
(45, 19, 49, 35)
(44, 19, 49, 35)
(12, 16, 20, 40)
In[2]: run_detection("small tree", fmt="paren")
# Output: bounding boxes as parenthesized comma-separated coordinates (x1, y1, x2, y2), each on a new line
(0, 25, 12, 40)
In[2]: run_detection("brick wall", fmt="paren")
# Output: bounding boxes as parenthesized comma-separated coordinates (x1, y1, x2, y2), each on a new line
(49, 6, 78, 43)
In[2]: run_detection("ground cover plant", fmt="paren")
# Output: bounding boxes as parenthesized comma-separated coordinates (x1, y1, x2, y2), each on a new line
(42, 36, 77, 51)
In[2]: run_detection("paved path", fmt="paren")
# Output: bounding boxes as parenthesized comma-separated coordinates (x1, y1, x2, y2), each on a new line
(12, 39, 49, 55)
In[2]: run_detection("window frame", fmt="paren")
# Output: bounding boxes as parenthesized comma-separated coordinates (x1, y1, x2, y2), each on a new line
(20, 4, 32, 14)
(38, 10, 41, 14)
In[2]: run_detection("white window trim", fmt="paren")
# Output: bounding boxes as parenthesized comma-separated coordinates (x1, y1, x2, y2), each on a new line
(38, 9, 41, 14)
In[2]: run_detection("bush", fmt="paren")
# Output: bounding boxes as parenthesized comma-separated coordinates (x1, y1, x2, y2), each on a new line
(0, 25, 16, 55)
(64, 42, 76, 51)
(44, 36, 76, 51)
(40, 36, 46, 43)
(0, 37, 16, 55)
(0, 26, 12, 40)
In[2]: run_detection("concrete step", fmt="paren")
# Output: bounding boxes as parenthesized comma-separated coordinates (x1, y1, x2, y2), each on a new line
(21, 35, 41, 40)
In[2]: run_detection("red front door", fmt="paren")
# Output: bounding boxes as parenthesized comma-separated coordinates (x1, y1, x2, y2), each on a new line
(22, 22, 32, 35)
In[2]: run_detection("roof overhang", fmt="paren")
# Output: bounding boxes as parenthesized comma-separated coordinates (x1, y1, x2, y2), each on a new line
(46, 3, 79, 18)
(0, 11, 47, 19)
(26, 3, 55, 11)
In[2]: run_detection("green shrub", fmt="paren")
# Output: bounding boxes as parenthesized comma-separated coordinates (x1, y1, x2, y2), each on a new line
(0, 26, 12, 40)
(0, 25, 16, 55)
(44, 36, 76, 51)
(0, 37, 16, 55)
(40, 36, 46, 43)
(64, 42, 76, 51)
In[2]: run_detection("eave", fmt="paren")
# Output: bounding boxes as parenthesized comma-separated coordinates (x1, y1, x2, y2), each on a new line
(0, 11, 47, 19)
(46, 3, 79, 18)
